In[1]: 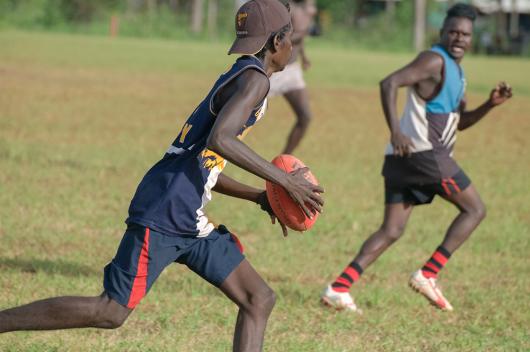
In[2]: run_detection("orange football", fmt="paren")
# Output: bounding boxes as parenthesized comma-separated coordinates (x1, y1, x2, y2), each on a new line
(265, 154, 319, 231)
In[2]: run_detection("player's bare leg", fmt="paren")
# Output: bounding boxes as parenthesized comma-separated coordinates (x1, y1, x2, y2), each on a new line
(0, 293, 131, 333)
(440, 184, 486, 252)
(220, 259, 276, 352)
(354, 202, 414, 268)
(283, 88, 312, 155)
(410, 185, 486, 311)
(322, 203, 413, 311)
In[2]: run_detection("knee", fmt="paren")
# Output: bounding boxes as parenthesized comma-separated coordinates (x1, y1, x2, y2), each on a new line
(296, 111, 312, 129)
(242, 288, 276, 318)
(381, 224, 406, 243)
(460, 196, 487, 224)
(93, 297, 130, 329)
(468, 202, 487, 223)
(253, 288, 276, 314)
(100, 312, 128, 329)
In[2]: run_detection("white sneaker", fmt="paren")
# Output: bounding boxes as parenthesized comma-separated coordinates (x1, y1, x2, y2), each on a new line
(320, 285, 362, 314)
(409, 270, 454, 311)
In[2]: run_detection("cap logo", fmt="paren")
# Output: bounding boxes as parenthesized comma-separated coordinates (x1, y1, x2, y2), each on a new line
(237, 12, 248, 28)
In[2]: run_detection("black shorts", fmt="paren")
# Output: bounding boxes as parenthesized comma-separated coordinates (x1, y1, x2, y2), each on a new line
(385, 169, 471, 205)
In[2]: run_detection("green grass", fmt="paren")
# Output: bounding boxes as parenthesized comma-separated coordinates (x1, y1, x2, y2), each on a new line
(0, 30, 529, 351)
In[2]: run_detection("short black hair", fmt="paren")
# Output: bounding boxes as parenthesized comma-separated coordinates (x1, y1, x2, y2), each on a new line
(254, 1, 291, 59)
(444, 3, 477, 26)
(255, 23, 292, 59)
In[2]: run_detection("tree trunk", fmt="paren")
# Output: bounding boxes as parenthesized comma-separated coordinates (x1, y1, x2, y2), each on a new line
(385, 0, 395, 27)
(386, 0, 395, 17)
(509, 0, 519, 38)
(207, 0, 219, 36)
(496, 2, 506, 48)
(147, 0, 157, 16)
(169, 0, 179, 14)
(191, 0, 204, 33)
(127, 0, 144, 14)
(414, 0, 426, 51)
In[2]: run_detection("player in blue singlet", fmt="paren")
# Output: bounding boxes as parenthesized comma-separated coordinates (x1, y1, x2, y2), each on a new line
(322, 3, 512, 313)
(0, 1, 324, 350)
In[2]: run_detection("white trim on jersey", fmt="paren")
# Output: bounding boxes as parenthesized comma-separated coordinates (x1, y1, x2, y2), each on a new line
(445, 113, 460, 156)
(440, 112, 459, 146)
(195, 161, 227, 237)
(166, 144, 195, 155)
(385, 89, 433, 155)
(166, 145, 186, 155)
(445, 133, 457, 149)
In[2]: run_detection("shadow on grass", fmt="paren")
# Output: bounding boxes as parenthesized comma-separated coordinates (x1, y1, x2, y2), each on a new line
(0, 258, 99, 277)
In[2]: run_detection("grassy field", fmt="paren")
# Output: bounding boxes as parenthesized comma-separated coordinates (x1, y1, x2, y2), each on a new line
(0, 30, 529, 351)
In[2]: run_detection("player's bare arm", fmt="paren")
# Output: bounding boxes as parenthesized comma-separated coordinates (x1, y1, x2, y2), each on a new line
(288, 0, 314, 69)
(300, 46, 311, 70)
(379, 51, 444, 156)
(212, 173, 288, 236)
(207, 69, 324, 218)
(290, 5, 309, 45)
(213, 173, 263, 203)
(290, 25, 306, 46)
(458, 82, 513, 130)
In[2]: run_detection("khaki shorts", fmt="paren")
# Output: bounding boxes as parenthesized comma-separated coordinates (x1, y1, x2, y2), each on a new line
(268, 62, 306, 97)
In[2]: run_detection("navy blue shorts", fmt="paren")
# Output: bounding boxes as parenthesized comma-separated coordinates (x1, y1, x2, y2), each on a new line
(385, 169, 471, 205)
(103, 224, 244, 309)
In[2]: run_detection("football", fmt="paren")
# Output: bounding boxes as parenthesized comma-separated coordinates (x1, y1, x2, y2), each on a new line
(265, 154, 319, 231)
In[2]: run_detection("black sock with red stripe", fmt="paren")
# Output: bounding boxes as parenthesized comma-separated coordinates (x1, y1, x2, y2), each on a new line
(421, 246, 452, 279)
(331, 261, 363, 292)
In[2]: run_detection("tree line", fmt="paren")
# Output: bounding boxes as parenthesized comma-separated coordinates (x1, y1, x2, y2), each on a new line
(0, 1, 425, 51)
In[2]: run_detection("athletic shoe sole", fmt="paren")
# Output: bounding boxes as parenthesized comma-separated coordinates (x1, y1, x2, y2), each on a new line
(408, 279, 452, 311)
(320, 296, 363, 314)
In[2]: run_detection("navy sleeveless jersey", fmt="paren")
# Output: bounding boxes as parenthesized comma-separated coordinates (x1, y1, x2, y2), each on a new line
(126, 55, 268, 237)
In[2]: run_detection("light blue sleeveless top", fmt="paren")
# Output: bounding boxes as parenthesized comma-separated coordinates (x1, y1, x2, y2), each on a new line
(426, 45, 466, 114)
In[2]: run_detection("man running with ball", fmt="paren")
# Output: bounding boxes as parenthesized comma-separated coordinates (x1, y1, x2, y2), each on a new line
(0, 1, 323, 351)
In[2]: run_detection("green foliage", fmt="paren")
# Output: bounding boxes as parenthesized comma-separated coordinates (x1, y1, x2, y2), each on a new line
(110, 6, 188, 39)
(317, 0, 357, 26)
(0, 0, 238, 41)
(0, 1, 527, 56)
(59, 0, 121, 22)
(0, 0, 62, 29)
(317, 0, 414, 51)
(0, 0, 123, 30)
(0, 0, 417, 50)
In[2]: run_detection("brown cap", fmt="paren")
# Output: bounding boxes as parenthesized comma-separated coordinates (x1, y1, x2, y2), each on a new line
(228, 0, 291, 55)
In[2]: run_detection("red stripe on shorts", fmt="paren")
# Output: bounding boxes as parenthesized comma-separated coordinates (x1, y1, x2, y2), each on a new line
(441, 179, 452, 196)
(230, 233, 244, 254)
(448, 178, 461, 193)
(127, 228, 150, 309)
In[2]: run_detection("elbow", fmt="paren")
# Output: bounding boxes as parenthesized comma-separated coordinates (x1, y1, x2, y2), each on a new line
(206, 131, 224, 153)
(206, 130, 235, 156)
(379, 77, 395, 94)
